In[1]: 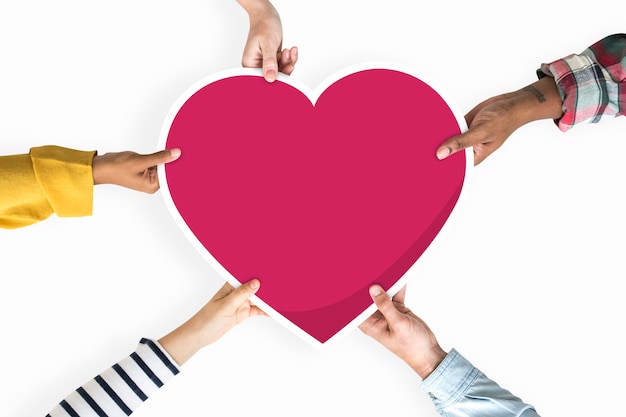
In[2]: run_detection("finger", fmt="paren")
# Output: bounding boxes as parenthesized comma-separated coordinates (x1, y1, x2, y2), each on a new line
(137, 148, 181, 169)
(464, 108, 480, 127)
(261, 43, 279, 82)
(436, 126, 493, 164)
(465, 94, 507, 126)
(435, 132, 470, 161)
(292, 46, 298, 58)
(278, 49, 291, 73)
(143, 168, 161, 194)
(368, 284, 402, 324)
(278, 46, 298, 75)
(224, 278, 261, 308)
(211, 281, 235, 302)
(358, 309, 384, 332)
(436, 96, 506, 162)
(249, 305, 268, 317)
(358, 315, 376, 334)
(241, 49, 261, 69)
(288, 46, 298, 65)
(473, 143, 493, 166)
(464, 103, 487, 127)
(392, 285, 407, 304)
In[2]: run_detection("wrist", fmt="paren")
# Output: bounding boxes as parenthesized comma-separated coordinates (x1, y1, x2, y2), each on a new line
(92, 154, 103, 185)
(92, 154, 114, 186)
(515, 77, 564, 124)
(237, 0, 274, 16)
(158, 318, 207, 366)
(410, 346, 448, 379)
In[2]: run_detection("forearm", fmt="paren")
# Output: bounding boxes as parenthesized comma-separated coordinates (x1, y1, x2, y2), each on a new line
(514, 76, 564, 125)
(158, 313, 209, 366)
(470, 76, 563, 133)
(47, 339, 180, 417)
(421, 349, 540, 417)
(236, 0, 276, 16)
(157, 296, 231, 366)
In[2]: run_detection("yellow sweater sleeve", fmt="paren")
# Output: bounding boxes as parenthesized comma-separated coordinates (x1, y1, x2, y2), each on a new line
(0, 145, 97, 229)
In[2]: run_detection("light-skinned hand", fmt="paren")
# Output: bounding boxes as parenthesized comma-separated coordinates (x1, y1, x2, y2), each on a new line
(237, 0, 298, 81)
(159, 279, 266, 366)
(92, 148, 181, 193)
(359, 284, 447, 379)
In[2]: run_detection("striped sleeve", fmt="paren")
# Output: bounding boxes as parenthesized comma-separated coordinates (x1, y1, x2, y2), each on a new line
(46, 338, 180, 417)
(537, 33, 626, 131)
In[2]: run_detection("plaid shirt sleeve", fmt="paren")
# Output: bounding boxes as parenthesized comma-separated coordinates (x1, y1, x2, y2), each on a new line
(537, 33, 625, 132)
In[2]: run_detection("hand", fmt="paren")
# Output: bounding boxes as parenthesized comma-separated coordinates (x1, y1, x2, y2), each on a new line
(237, 0, 298, 82)
(436, 76, 564, 165)
(159, 279, 266, 366)
(359, 284, 447, 379)
(92, 148, 181, 193)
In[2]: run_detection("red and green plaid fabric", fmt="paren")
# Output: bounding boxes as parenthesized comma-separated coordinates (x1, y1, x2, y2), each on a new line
(538, 33, 625, 131)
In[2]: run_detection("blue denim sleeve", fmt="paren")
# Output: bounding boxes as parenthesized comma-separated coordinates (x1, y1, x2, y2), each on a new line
(420, 349, 540, 417)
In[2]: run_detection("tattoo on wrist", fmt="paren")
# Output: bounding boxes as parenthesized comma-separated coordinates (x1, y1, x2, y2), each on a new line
(522, 85, 546, 103)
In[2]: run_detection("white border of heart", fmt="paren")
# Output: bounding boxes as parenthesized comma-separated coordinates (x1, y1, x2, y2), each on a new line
(157, 63, 473, 349)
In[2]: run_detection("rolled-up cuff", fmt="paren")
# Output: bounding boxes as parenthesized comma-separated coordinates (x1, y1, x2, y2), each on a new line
(30, 145, 97, 217)
(421, 348, 538, 417)
(536, 55, 599, 132)
(420, 348, 479, 409)
(536, 34, 625, 132)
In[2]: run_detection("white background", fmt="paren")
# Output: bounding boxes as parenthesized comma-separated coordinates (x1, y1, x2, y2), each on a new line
(0, 1, 624, 416)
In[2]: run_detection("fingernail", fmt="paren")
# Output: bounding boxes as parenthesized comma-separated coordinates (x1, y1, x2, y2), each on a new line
(265, 70, 277, 82)
(170, 148, 181, 159)
(369, 285, 382, 297)
(249, 279, 260, 290)
(436, 147, 451, 160)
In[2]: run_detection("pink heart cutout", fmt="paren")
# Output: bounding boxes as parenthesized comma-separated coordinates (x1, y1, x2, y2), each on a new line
(158, 65, 471, 346)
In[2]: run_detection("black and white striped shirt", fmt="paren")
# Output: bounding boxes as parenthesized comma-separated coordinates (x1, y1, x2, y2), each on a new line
(44, 341, 542, 417)
(47, 338, 180, 417)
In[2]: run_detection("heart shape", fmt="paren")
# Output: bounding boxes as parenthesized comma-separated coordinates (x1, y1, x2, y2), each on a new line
(158, 65, 471, 347)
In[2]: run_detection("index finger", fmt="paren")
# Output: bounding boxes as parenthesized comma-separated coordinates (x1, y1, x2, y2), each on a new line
(436, 133, 469, 161)
(392, 285, 407, 304)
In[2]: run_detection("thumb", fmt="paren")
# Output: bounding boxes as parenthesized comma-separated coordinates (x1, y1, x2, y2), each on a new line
(369, 284, 401, 325)
(261, 45, 279, 82)
(137, 148, 181, 169)
(225, 279, 261, 308)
